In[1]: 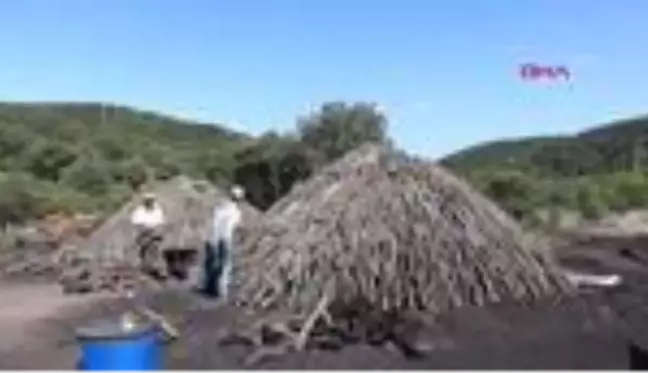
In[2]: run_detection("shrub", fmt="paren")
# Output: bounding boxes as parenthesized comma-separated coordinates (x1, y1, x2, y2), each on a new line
(0, 173, 51, 225)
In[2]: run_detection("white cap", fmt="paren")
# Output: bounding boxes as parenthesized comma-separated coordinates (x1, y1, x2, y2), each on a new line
(143, 193, 157, 200)
(231, 185, 245, 200)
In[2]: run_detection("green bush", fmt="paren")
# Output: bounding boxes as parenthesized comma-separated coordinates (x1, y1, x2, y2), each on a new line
(596, 172, 648, 211)
(0, 173, 51, 225)
(478, 170, 540, 221)
(19, 140, 77, 181)
(574, 181, 608, 220)
(59, 154, 114, 196)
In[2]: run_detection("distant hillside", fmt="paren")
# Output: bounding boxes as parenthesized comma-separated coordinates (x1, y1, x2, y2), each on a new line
(0, 102, 252, 219)
(0, 102, 250, 177)
(439, 114, 648, 226)
(0, 100, 391, 225)
(442, 115, 648, 177)
(440, 136, 564, 172)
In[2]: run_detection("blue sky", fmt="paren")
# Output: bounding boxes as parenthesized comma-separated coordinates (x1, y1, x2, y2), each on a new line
(0, 1, 646, 158)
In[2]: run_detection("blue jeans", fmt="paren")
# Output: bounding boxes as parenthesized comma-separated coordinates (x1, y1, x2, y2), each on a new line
(202, 239, 232, 298)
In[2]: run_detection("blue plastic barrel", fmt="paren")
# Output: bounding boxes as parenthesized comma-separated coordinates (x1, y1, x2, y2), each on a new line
(76, 317, 162, 370)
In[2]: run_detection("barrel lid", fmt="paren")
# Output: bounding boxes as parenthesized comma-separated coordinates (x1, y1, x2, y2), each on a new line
(76, 315, 156, 340)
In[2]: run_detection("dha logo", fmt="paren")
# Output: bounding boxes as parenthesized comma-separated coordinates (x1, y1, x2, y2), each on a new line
(519, 63, 571, 82)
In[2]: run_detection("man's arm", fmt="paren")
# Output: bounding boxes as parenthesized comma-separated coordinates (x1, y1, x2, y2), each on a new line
(224, 207, 243, 243)
(130, 208, 142, 226)
(156, 208, 167, 227)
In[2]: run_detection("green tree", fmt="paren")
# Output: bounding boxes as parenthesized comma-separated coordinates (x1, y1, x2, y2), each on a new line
(480, 170, 539, 221)
(60, 153, 114, 196)
(574, 181, 607, 220)
(194, 150, 236, 184)
(113, 156, 152, 190)
(0, 126, 32, 160)
(234, 133, 320, 209)
(91, 134, 130, 161)
(297, 101, 389, 161)
(606, 172, 648, 211)
(0, 173, 50, 225)
(19, 140, 78, 181)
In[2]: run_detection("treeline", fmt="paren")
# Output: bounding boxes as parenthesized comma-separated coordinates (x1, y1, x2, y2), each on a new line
(443, 114, 648, 224)
(4, 100, 648, 228)
(443, 115, 648, 178)
(464, 169, 648, 225)
(0, 101, 389, 225)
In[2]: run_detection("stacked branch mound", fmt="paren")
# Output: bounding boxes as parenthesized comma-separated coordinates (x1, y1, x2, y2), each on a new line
(59, 175, 261, 294)
(0, 214, 97, 281)
(227, 143, 573, 362)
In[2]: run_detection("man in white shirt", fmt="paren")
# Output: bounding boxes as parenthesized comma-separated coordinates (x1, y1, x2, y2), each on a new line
(130, 193, 167, 278)
(131, 193, 165, 229)
(201, 185, 244, 298)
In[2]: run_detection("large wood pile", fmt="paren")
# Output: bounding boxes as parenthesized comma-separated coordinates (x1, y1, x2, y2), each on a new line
(58, 176, 260, 294)
(225, 143, 573, 363)
(0, 215, 97, 280)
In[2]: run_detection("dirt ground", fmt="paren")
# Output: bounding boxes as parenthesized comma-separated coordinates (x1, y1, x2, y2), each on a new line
(3, 234, 648, 369)
(0, 281, 118, 369)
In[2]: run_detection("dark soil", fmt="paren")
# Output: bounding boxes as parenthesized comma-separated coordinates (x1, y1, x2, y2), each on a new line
(4, 234, 648, 369)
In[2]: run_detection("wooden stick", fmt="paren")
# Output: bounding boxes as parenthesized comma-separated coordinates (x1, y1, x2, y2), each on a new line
(295, 292, 330, 350)
(123, 289, 180, 341)
(135, 304, 180, 340)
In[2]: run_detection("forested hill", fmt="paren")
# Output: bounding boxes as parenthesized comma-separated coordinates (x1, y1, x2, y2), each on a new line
(0, 101, 389, 223)
(440, 114, 648, 224)
(442, 115, 648, 177)
(5, 100, 648, 228)
(0, 102, 249, 171)
(0, 102, 253, 221)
